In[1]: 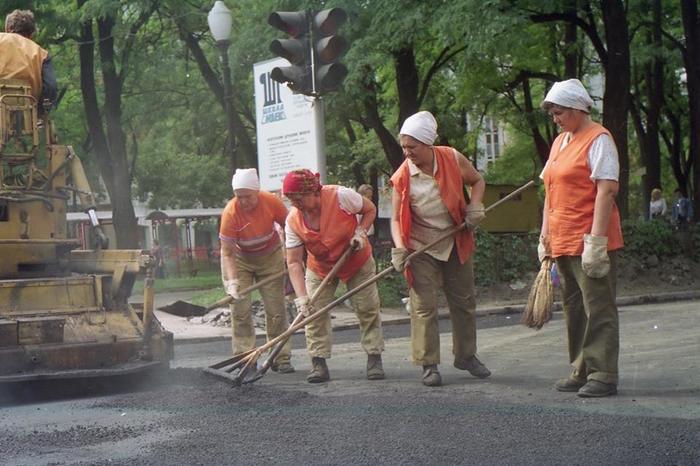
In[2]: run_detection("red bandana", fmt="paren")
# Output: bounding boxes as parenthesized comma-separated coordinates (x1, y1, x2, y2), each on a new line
(282, 169, 322, 195)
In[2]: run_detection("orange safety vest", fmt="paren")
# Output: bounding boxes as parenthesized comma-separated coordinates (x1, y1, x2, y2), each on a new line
(0, 33, 48, 101)
(390, 146, 475, 285)
(543, 123, 624, 257)
(286, 185, 372, 281)
(219, 191, 288, 257)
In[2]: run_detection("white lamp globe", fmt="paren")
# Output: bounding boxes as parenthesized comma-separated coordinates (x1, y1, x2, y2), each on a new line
(208, 1, 232, 42)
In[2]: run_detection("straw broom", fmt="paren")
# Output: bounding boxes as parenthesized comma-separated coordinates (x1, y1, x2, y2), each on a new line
(522, 258, 554, 329)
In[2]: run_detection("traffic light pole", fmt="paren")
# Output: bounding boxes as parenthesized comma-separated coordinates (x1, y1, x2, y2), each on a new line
(312, 96, 327, 184)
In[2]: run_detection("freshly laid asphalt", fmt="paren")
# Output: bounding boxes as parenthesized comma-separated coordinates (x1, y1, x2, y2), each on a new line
(1, 295, 698, 465)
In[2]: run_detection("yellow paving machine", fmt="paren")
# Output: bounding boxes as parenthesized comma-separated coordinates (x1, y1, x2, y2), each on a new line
(0, 80, 172, 383)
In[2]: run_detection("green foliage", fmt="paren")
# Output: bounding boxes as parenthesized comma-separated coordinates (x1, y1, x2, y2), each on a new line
(620, 218, 684, 259)
(484, 130, 541, 185)
(473, 230, 539, 286)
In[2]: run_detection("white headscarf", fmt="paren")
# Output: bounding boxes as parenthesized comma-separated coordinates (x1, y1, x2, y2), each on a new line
(231, 168, 260, 191)
(542, 79, 594, 113)
(399, 111, 438, 145)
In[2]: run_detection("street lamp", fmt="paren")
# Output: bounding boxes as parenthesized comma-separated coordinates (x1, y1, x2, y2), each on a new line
(208, 1, 237, 172)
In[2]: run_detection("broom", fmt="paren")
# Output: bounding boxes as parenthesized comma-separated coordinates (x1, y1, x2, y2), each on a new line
(522, 258, 554, 329)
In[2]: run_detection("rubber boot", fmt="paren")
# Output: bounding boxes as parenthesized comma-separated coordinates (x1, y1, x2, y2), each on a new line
(271, 362, 295, 374)
(307, 357, 330, 383)
(366, 354, 385, 380)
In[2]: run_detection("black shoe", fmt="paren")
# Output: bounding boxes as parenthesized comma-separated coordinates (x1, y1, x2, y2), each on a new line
(422, 365, 442, 387)
(307, 357, 330, 383)
(577, 380, 617, 398)
(454, 355, 491, 378)
(554, 377, 586, 392)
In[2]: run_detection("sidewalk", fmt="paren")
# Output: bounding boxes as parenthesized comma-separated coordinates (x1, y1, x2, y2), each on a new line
(145, 288, 700, 345)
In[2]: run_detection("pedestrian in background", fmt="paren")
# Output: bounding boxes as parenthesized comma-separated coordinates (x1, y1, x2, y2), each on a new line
(390, 110, 490, 387)
(219, 168, 294, 374)
(283, 169, 385, 383)
(672, 188, 693, 228)
(356, 184, 376, 238)
(648, 188, 667, 220)
(539, 79, 624, 398)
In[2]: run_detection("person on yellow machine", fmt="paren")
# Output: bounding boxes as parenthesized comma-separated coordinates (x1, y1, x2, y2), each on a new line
(219, 168, 294, 374)
(0, 9, 57, 112)
(283, 169, 385, 383)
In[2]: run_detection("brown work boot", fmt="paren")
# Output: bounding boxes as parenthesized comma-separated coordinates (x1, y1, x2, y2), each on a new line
(422, 364, 442, 387)
(271, 362, 295, 374)
(454, 355, 491, 378)
(577, 380, 617, 398)
(366, 354, 385, 380)
(554, 376, 586, 392)
(306, 357, 330, 383)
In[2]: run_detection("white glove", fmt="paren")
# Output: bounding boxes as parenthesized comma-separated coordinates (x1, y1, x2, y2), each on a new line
(582, 234, 610, 278)
(294, 295, 314, 317)
(391, 247, 409, 272)
(224, 279, 240, 300)
(465, 202, 485, 230)
(537, 242, 548, 263)
(350, 227, 367, 250)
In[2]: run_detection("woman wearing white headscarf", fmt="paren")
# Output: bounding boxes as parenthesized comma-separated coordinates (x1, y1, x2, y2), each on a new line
(539, 79, 624, 397)
(219, 168, 295, 374)
(389, 111, 490, 387)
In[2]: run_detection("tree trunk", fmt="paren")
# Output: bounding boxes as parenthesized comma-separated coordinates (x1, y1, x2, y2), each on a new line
(601, 0, 631, 218)
(77, 2, 139, 249)
(394, 47, 420, 128)
(521, 78, 553, 166)
(177, 26, 257, 171)
(680, 0, 700, 214)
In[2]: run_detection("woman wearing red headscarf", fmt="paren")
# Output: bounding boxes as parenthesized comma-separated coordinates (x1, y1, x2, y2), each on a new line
(283, 169, 385, 383)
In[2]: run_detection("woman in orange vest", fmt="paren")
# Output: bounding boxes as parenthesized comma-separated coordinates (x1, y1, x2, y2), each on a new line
(390, 111, 490, 387)
(283, 169, 385, 383)
(540, 79, 624, 398)
(220, 168, 294, 374)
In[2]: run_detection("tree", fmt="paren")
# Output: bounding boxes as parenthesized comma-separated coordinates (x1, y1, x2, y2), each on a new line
(75, 0, 158, 248)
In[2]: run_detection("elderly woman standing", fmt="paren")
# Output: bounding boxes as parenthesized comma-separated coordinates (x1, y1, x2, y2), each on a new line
(539, 79, 624, 398)
(390, 111, 490, 387)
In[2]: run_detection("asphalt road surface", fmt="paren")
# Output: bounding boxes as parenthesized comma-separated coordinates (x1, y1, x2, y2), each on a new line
(1, 300, 699, 466)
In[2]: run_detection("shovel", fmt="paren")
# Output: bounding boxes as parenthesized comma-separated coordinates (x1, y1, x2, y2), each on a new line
(206, 180, 535, 385)
(205, 246, 354, 384)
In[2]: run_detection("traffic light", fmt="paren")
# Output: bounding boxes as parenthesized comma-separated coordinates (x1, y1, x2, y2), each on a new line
(311, 8, 348, 94)
(268, 8, 349, 96)
(268, 11, 312, 94)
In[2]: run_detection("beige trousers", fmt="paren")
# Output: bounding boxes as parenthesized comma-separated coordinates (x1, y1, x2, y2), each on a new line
(555, 252, 619, 384)
(304, 256, 384, 359)
(231, 246, 291, 364)
(408, 248, 477, 366)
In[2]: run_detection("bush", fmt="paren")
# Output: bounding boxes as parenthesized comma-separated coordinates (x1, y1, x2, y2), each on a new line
(473, 230, 539, 285)
(620, 218, 683, 259)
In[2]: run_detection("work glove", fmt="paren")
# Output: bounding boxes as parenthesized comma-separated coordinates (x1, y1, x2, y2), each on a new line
(350, 227, 367, 251)
(465, 202, 486, 230)
(581, 234, 610, 278)
(224, 279, 241, 300)
(391, 247, 409, 272)
(537, 234, 551, 263)
(294, 295, 314, 317)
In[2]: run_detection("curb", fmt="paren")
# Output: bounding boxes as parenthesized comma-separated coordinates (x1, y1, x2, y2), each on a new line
(173, 289, 700, 346)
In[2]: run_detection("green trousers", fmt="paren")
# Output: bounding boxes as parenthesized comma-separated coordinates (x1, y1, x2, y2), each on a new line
(231, 246, 291, 364)
(305, 256, 384, 359)
(408, 248, 477, 366)
(555, 252, 619, 384)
